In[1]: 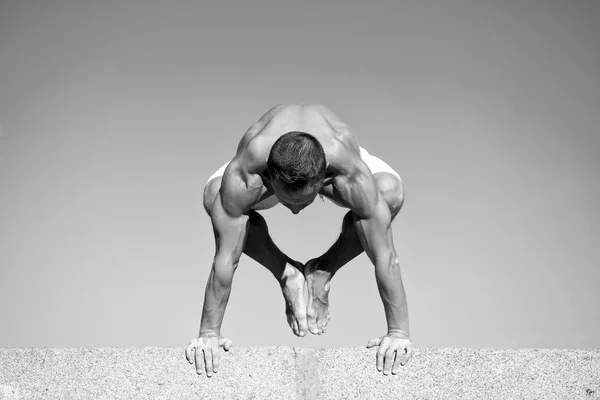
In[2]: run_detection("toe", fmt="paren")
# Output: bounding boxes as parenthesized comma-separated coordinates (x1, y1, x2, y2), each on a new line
(322, 313, 331, 330)
(297, 315, 308, 337)
(306, 305, 319, 334)
(287, 309, 298, 335)
(315, 308, 331, 334)
(307, 314, 319, 335)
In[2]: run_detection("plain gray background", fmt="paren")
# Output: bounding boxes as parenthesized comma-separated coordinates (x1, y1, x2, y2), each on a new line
(1, 0, 598, 349)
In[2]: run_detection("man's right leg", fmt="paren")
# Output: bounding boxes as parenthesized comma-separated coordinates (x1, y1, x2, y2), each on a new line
(203, 176, 308, 337)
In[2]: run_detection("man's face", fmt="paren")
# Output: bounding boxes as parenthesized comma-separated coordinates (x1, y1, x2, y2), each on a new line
(271, 179, 321, 214)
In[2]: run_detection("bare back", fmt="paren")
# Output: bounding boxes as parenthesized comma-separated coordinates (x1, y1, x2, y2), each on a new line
(220, 104, 381, 218)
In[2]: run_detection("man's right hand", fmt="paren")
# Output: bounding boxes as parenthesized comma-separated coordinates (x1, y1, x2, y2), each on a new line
(185, 333, 232, 377)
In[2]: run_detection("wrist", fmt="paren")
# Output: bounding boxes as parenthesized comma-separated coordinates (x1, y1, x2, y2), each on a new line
(388, 329, 410, 339)
(199, 329, 220, 337)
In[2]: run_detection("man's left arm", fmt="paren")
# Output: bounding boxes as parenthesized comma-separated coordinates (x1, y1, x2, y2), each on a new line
(353, 193, 414, 374)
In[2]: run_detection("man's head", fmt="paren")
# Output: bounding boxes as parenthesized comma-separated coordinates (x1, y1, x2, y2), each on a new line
(267, 131, 327, 214)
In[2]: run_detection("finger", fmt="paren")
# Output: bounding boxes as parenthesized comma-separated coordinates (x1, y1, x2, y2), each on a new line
(376, 339, 391, 372)
(366, 337, 381, 348)
(185, 342, 195, 364)
(211, 337, 221, 373)
(392, 347, 405, 374)
(218, 337, 233, 351)
(194, 344, 204, 375)
(402, 343, 415, 366)
(203, 346, 214, 377)
(383, 346, 397, 375)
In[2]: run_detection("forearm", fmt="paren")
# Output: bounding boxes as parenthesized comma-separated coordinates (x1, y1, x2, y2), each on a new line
(351, 196, 410, 337)
(374, 254, 410, 336)
(199, 260, 235, 336)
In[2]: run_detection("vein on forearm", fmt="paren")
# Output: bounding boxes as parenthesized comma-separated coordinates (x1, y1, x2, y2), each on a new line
(375, 254, 409, 334)
(201, 263, 234, 334)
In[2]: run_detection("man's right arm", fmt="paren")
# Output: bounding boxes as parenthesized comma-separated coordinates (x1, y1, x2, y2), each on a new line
(200, 190, 249, 337)
(186, 184, 251, 377)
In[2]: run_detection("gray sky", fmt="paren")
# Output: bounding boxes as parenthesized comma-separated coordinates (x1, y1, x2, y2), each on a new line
(1, 0, 599, 350)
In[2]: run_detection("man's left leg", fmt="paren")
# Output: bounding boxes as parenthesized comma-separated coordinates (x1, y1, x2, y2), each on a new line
(305, 172, 404, 334)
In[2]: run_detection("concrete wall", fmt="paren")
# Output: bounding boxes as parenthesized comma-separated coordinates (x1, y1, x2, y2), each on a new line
(1, 347, 598, 399)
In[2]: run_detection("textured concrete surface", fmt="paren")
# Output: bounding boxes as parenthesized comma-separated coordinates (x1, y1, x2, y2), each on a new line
(0, 347, 599, 399)
(318, 348, 600, 399)
(0, 347, 296, 400)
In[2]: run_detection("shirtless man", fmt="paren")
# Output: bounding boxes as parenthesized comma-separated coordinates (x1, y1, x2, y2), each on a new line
(186, 104, 414, 376)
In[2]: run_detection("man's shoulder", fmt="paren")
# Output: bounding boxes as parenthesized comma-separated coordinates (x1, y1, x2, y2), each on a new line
(236, 133, 271, 173)
(325, 127, 362, 176)
(218, 159, 266, 216)
(221, 134, 270, 200)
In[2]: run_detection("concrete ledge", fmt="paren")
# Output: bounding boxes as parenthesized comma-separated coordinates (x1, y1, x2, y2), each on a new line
(0, 347, 598, 399)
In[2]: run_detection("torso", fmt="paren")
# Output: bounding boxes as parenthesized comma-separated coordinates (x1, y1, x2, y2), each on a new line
(222, 104, 378, 217)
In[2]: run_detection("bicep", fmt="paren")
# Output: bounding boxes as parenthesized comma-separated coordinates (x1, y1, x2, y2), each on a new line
(210, 191, 249, 267)
(353, 194, 394, 267)
(210, 163, 262, 263)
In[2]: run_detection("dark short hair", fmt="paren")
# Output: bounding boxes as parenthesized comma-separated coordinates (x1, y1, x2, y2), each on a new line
(267, 131, 327, 191)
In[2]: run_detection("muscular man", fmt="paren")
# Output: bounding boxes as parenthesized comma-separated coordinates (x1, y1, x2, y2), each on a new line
(186, 104, 414, 376)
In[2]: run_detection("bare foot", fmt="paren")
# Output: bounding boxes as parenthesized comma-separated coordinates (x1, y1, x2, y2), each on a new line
(281, 262, 308, 337)
(304, 258, 332, 335)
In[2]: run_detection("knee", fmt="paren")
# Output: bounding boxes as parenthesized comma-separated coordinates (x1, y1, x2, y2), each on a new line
(203, 177, 222, 215)
(374, 173, 404, 217)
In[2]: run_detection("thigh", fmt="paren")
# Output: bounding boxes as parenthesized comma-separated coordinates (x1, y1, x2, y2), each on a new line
(360, 147, 404, 217)
(203, 176, 223, 215)
(373, 172, 404, 218)
(359, 147, 402, 181)
(203, 160, 230, 215)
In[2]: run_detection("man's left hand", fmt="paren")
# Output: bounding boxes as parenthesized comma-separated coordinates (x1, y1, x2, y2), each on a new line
(366, 331, 414, 375)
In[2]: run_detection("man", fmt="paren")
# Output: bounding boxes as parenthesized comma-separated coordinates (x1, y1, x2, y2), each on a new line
(185, 104, 414, 376)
